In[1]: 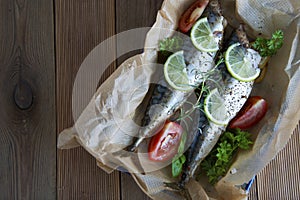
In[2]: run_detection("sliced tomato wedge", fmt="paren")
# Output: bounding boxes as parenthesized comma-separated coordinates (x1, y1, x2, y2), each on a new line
(148, 121, 184, 162)
(229, 96, 268, 130)
(178, 0, 209, 33)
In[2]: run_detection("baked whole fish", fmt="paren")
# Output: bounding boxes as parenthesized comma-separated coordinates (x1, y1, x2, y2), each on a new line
(127, 0, 227, 152)
(178, 25, 262, 188)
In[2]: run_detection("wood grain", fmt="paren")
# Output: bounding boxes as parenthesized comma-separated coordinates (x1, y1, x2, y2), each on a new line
(249, 178, 258, 200)
(1, 0, 298, 199)
(255, 121, 300, 200)
(0, 0, 56, 199)
(55, 0, 119, 199)
(116, 0, 164, 65)
(115, 0, 164, 199)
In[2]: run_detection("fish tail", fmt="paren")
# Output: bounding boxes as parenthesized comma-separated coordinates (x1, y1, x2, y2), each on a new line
(164, 182, 192, 200)
(126, 137, 143, 152)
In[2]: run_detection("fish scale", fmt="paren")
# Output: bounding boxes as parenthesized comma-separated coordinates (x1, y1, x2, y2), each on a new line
(141, 83, 171, 126)
(179, 96, 208, 188)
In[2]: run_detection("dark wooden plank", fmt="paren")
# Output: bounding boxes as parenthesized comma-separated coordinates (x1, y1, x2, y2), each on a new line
(116, 0, 164, 66)
(55, 0, 300, 199)
(256, 121, 300, 200)
(55, 0, 120, 200)
(115, 0, 164, 199)
(0, 0, 56, 199)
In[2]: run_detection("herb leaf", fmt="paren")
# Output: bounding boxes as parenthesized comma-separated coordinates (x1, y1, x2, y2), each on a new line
(252, 30, 284, 57)
(235, 130, 253, 150)
(201, 129, 253, 184)
(216, 141, 232, 163)
(159, 36, 183, 56)
(172, 155, 186, 178)
(172, 132, 187, 177)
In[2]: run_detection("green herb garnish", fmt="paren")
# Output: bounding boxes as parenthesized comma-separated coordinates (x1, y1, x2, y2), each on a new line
(201, 129, 253, 184)
(172, 131, 187, 177)
(172, 155, 186, 178)
(252, 30, 284, 57)
(159, 36, 183, 56)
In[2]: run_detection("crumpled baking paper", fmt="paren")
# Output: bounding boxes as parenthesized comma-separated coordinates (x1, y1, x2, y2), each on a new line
(58, 0, 300, 199)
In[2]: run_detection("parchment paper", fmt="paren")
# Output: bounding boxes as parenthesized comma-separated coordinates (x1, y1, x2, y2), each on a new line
(58, 0, 300, 199)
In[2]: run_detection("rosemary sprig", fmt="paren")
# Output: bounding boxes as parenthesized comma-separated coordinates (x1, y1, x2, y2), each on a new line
(176, 57, 225, 123)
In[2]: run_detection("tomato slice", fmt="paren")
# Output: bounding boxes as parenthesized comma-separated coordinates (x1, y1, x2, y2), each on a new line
(178, 0, 209, 33)
(148, 121, 184, 162)
(229, 96, 268, 130)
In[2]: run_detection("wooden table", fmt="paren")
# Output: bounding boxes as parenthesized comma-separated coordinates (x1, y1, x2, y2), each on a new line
(1, 0, 299, 199)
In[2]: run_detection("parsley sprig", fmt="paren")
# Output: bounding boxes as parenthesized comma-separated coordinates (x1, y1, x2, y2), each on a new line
(159, 36, 183, 56)
(252, 30, 284, 57)
(201, 129, 253, 185)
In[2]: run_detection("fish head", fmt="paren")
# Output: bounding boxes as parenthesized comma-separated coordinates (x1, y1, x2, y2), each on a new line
(206, 0, 227, 47)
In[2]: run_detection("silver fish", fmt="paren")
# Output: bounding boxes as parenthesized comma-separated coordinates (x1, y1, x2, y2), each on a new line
(127, 0, 227, 152)
(178, 25, 261, 187)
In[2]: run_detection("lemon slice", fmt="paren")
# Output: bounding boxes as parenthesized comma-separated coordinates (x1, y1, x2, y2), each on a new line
(190, 17, 219, 52)
(164, 51, 193, 91)
(225, 43, 261, 82)
(204, 88, 229, 125)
